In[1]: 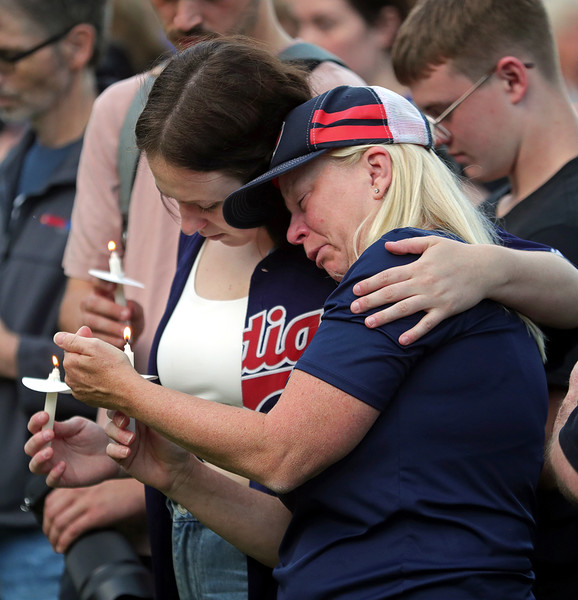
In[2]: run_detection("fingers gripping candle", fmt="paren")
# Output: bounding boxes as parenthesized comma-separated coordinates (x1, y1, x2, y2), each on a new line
(108, 241, 126, 306)
(43, 356, 61, 431)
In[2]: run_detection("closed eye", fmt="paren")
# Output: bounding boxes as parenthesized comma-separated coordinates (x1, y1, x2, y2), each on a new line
(200, 202, 222, 213)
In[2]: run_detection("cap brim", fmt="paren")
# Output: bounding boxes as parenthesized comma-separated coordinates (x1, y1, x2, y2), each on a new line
(223, 148, 328, 229)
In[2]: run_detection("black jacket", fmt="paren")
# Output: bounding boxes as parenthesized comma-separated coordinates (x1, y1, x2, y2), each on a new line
(0, 128, 95, 528)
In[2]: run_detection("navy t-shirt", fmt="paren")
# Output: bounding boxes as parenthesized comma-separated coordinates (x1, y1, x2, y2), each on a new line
(274, 228, 548, 600)
(17, 141, 72, 196)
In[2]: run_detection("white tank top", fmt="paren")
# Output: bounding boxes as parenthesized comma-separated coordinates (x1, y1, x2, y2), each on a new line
(156, 242, 248, 407)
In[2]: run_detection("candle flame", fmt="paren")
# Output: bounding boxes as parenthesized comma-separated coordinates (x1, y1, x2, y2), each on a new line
(52, 355, 59, 368)
(123, 326, 132, 343)
(108, 240, 116, 252)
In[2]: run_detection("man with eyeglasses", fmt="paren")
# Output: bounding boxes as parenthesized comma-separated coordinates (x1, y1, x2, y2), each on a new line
(0, 1, 105, 598)
(388, 1, 578, 599)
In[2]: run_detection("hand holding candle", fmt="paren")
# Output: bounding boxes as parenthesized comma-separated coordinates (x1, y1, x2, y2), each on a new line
(43, 356, 61, 431)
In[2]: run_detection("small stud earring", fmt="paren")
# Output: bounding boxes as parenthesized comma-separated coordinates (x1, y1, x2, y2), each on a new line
(374, 188, 380, 194)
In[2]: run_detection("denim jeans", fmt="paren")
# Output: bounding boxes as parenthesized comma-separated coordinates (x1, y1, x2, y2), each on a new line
(170, 500, 248, 600)
(0, 527, 64, 600)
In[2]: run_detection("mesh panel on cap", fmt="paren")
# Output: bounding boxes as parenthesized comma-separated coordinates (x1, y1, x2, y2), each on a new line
(372, 87, 432, 148)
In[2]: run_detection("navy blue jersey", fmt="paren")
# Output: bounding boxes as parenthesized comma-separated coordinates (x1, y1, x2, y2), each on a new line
(276, 228, 548, 599)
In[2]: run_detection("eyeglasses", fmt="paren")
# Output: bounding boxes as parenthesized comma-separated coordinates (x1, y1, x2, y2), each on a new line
(0, 26, 74, 71)
(426, 62, 535, 143)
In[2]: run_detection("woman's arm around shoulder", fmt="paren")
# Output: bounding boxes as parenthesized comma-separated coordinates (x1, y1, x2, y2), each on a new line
(351, 236, 578, 343)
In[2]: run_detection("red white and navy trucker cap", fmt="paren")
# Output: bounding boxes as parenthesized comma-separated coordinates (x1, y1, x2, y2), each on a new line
(223, 85, 433, 229)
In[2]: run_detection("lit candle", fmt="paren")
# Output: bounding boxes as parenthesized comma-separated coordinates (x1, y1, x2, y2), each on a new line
(123, 328, 136, 433)
(123, 326, 134, 367)
(42, 356, 60, 431)
(108, 241, 126, 306)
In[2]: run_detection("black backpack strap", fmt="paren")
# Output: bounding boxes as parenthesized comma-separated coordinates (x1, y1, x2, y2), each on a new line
(278, 42, 347, 72)
(117, 73, 156, 244)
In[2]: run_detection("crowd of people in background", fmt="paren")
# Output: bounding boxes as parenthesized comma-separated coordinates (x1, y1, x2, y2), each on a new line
(1, 1, 578, 599)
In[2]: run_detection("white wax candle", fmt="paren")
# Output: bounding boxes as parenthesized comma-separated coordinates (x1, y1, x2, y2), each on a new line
(108, 250, 123, 277)
(108, 241, 126, 306)
(123, 328, 136, 433)
(42, 361, 61, 431)
(123, 327, 134, 367)
(114, 283, 126, 307)
(124, 342, 134, 367)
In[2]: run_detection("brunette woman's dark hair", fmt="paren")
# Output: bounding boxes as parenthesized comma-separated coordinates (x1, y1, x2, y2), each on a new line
(136, 35, 312, 242)
(136, 35, 312, 185)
